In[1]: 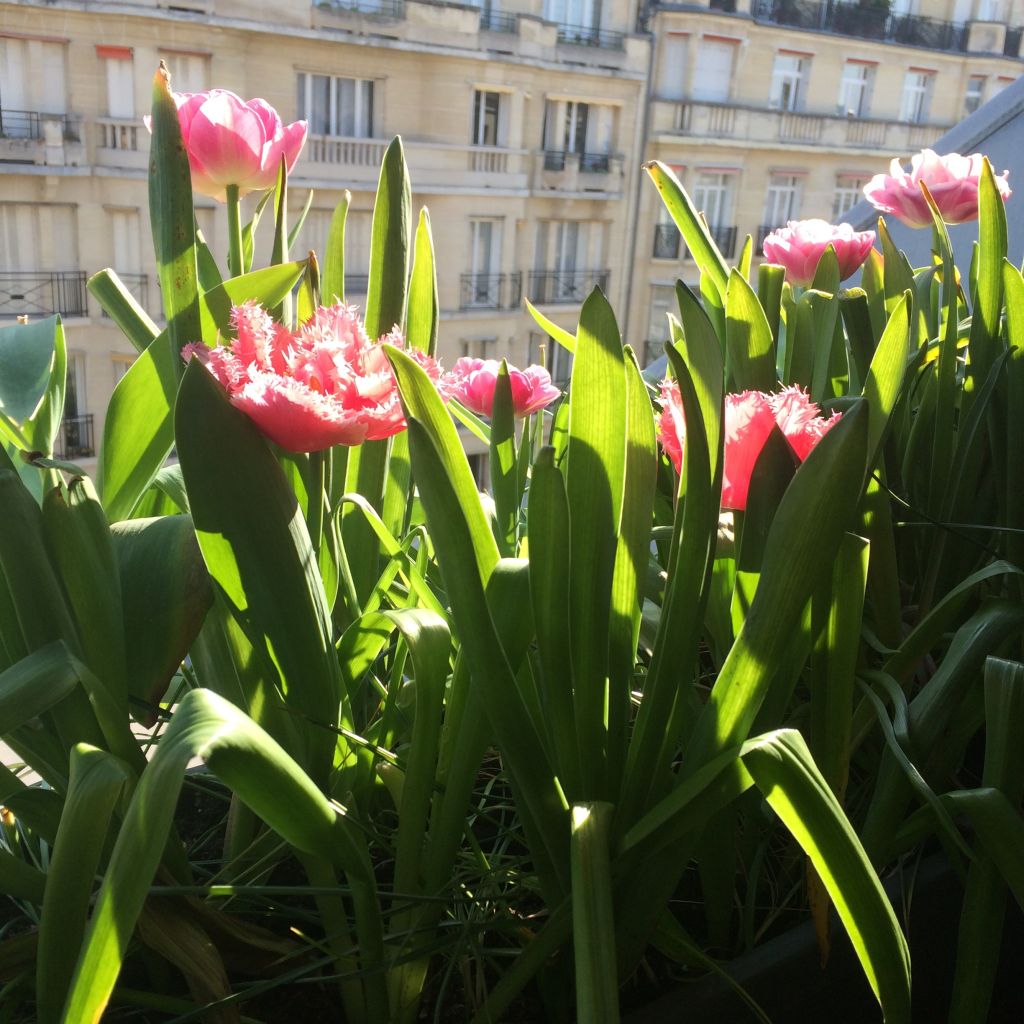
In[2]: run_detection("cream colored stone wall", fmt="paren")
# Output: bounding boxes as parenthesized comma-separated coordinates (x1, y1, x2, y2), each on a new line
(0, 0, 648, 466)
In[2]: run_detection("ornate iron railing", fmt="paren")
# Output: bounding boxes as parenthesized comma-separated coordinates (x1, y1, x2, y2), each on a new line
(0, 272, 89, 318)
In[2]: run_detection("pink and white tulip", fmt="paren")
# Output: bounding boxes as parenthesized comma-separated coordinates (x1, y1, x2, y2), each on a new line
(657, 384, 841, 511)
(149, 89, 307, 202)
(182, 302, 440, 452)
(445, 357, 561, 418)
(761, 220, 876, 287)
(863, 149, 1011, 229)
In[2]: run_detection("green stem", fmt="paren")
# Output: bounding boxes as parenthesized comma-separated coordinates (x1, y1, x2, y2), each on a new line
(308, 448, 327, 558)
(226, 184, 243, 279)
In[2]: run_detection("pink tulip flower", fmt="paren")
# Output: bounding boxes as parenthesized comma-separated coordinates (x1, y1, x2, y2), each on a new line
(148, 89, 307, 202)
(657, 383, 841, 511)
(762, 220, 876, 287)
(445, 357, 562, 418)
(182, 301, 441, 452)
(862, 149, 1011, 229)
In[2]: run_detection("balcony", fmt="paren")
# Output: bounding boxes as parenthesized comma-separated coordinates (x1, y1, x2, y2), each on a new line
(534, 151, 624, 195)
(753, 0, 967, 54)
(0, 109, 83, 167)
(527, 269, 609, 306)
(480, 8, 517, 32)
(652, 99, 947, 154)
(95, 117, 149, 170)
(0, 272, 89, 319)
(315, 0, 405, 17)
(553, 22, 625, 49)
(704, 225, 737, 260)
(54, 414, 95, 460)
(653, 224, 680, 260)
(298, 136, 529, 191)
(459, 272, 522, 311)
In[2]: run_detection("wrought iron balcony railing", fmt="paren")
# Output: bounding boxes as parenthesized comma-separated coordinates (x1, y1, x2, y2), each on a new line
(54, 414, 95, 460)
(543, 150, 623, 174)
(528, 269, 610, 305)
(554, 22, 625, 49)
(0, 272, 89, 318)
(757, 224, 781, 252)
(753, 0, 967, 53)
(343, 275, 369, 297)
(480, 8, 517, 32)
(653, 224, 681, 260)
(459, 272, 522, 311)
(317, 0, 405, 17)
(709, 0, 737, 10)
(0, 109, 79, 141)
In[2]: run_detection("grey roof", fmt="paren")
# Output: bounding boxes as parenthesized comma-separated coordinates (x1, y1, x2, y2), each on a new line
(846, 75, 1024, 270)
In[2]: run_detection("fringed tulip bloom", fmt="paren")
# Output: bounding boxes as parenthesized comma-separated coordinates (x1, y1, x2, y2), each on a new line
(657, 383, 841, 510)
(863, 149, 1011, 229)
(182, 302, 440, 452)
(149, 90, 307, 202)
(445, 357, 561, 418)
(761, 220, 876, 287)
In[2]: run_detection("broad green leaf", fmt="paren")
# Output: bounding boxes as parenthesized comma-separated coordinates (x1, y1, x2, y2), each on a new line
(201, 261, 307, 339)
(407, 208, 438, 357)
(570, 803, 618, 1024)
(61, 688, 388, 1024)
(36, 744, 132, 1024)
(320, 192, 350, 304)
(673, 282, 724, 476)
(1002, 262, 1024, 570)
(644, 162, 728, 295)
(621, 344, 715, 820)
(862, 290, 912, 469)
(525, 298, 576, 354)
(607, 351, 657, 785)
(725, 269, 775, 391)
(685, 401, 869, 767)
(365, 137, 410, 341)
(968, 158, 1008, 386)
(97, 330, 177, 522)
(404, 418, 567, 893)
(111, 515, 213, 723)
(148, 66, 200, 362)
(757, 263, 785, 351)
(839, 288, 876, 394)
(42, 478, 128, 714)
(87, 271, 159, 354)
(741, 730, 911, 1023)
(950, 658, 1024, 1024)
(566, 289, 627, 797)
(175, 361, 340, 781)
(489, 364, 518, 556)
(528, 447, 580, 795)
(0, 316, 62, 427)
(388, 348, 498, 581)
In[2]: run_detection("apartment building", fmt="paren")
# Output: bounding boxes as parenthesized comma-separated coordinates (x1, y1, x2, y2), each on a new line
(629, 0, 1024, 364)
(0, 0, 1022, 465)
(0, 0, 649, 465)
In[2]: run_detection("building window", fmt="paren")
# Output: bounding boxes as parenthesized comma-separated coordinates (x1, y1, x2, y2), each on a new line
(899, 70, 934, 124)
(465, 218, 503, 306)
(655, 32, 688, 101)
(988, 75, 1016, 100)
(832, 175, 869, 219)
(653, 207, 680, 260)
(543, 100, 615, 168)
(100, 48, 135, 120)
(838, 61, 874, 117)
(0, 38, 68, 134)
(964, 75, 986, 115)
(769, 53, 809, 113)
(693, 172, 734, 231)
(297, 74, 374, 138)
(472, 90, 504, 146)
(691, 39, 736, 103)
(763, 174, 804, 232)
(647, 285, 676, 356)
(543, 0, 597, 30)
(977, 0, 1007, 20)
(159, 52, 208, 93)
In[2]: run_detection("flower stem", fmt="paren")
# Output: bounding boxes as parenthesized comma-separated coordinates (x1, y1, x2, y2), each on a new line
(226, 184, 243, 278)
